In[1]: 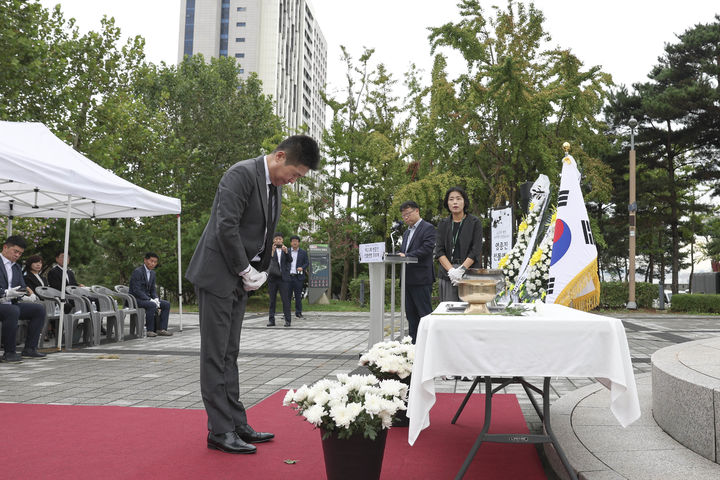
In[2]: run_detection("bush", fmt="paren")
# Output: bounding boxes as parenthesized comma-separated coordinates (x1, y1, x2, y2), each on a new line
(670, 294, 720, 313)
(348, 274, 439, 307)
(599, 282, 658, 309)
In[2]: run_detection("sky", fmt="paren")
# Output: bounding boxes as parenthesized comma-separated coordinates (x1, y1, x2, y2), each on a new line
(35, 0, 719, 278)
(37, 0, 719, 94)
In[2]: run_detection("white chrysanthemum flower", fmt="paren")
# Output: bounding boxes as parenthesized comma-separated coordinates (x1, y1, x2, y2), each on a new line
(303, 404, 325, 426)
(293, 385, 310, 403)
(283, 389, 295, 406)
(363, 393, 384, 415)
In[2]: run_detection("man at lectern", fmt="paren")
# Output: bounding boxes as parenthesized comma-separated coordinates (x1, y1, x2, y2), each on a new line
(397, 201, 436, 343)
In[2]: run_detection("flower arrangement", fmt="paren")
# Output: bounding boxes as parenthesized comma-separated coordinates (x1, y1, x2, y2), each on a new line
(358, 337, 415, 381)
(498, 200, 544, 291)
(283, 374, 408, 440)
(524, 210, 556, 300)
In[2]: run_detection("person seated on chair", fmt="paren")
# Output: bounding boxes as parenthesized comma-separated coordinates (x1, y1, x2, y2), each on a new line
(48, 251, 84, 291)
(23, 254, 54, 340)
(0, 235, 46, 362)
(129, 252, 172, 338)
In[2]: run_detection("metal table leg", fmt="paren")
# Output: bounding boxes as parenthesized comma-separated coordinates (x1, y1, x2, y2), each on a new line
(451, 376, 578, 480)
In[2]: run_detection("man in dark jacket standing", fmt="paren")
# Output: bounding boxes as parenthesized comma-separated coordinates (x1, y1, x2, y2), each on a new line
(129, 252, 172, 337)
(288, 235, 308, 319)
(398, 201, 437, 343)
(266, 233, 292, 327)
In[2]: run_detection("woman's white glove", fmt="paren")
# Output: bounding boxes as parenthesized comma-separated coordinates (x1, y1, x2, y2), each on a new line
(241, 266, 268, 291)
(447, 267, 466, 286)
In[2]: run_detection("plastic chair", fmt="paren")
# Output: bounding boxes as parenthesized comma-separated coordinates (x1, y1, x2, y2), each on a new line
(114, 285, 146, 338)
(92, 285, 142, 341)
(34, 286, 94, 350)
(66, 286, 121, 345)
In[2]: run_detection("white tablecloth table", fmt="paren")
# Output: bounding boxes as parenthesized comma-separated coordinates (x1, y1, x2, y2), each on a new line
(406, 302, 641, 477)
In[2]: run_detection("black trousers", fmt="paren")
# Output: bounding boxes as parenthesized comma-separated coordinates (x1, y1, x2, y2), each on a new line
(405, 284, 433, 344)
(268, 277, 291, 323)
(288, 274, 304, 315)
(197, 287, 248, 434)
(0, 302, 45, 352)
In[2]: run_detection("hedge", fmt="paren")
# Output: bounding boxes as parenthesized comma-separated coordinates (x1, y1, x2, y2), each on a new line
(599, 282, 658, 309)
(670, 294, 720, 313)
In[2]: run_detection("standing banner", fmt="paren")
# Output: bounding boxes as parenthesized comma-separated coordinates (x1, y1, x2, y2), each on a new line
(545, 153, 600, 310)
(490, 207, 513, 269)
(512, 174, 551, 295)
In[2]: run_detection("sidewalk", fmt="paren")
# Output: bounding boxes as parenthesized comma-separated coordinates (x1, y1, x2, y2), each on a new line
(1, 309, 719, 478)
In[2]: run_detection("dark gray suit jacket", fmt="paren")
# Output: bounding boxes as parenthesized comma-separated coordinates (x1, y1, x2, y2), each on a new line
(185, 156, 281, 297)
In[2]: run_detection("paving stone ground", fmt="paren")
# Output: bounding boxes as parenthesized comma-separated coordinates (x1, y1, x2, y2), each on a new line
(1, 308, 718, 478)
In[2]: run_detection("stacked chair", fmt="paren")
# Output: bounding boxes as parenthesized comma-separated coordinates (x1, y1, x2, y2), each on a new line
(34, 286, 94, 350)
(92, 285, 144, 340)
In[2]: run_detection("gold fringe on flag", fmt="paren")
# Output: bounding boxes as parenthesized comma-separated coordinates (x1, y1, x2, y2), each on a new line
(553, 258, 601, 312)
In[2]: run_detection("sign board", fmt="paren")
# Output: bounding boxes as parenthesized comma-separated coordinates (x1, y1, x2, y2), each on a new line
(309, 244, 330, 289)
(359, 242, 385, 263)
(490, 206, 513, 269)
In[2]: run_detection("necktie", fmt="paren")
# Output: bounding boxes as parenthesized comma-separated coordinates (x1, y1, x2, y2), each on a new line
(268, 184, 277, 226)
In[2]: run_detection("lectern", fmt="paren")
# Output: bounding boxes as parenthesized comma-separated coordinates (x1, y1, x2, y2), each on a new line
(367, 254, 417, 349)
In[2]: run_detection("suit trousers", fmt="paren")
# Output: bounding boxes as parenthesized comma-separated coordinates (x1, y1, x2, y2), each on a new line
(137, 299, 170, 332)
(268, 277, 291, 323)
(198, 286, 248, 434)
(405, 284, 433, 344)
(0, 302, 44, 352)
(289, 274, 304, 315)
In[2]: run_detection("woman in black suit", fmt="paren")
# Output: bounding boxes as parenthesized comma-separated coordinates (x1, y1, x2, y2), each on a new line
(23, 254, 47, 294)
(434, 186, 484, 302)
(23, 254, 53, 339)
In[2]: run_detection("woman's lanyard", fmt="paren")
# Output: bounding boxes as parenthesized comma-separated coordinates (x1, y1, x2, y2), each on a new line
(450, 216, 465, 261)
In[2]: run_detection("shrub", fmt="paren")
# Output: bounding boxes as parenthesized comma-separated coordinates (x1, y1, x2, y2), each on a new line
(599, 282, 658, 309)
(670, 294, 720, 313)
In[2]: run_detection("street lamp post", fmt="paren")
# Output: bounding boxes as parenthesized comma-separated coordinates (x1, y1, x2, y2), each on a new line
(627, 116, 638, 309)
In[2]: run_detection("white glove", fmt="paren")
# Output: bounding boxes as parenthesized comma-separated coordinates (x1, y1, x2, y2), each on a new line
(20, 293, 37, 302)
(152, 298, 160, 308)
(4, 285, 25, 299)
(447, 267, 466, 286)
(241, 266, 268, 291)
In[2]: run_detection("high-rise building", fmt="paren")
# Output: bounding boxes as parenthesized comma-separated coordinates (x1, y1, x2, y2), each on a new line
(178, 0, 327, 143)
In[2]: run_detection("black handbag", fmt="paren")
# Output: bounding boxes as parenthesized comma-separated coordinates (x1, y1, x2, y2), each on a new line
(268, 255, 282, 278)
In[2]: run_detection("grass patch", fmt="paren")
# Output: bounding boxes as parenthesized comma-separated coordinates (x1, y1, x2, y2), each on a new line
(172, 296, 368, 313)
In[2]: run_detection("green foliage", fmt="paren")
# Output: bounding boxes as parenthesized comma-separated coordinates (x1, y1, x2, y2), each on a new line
(671, 294, 720, 314)
(599, 282, 660, 309)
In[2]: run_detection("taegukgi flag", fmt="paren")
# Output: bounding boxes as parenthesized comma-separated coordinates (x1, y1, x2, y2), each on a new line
(545, 153, 600, 311)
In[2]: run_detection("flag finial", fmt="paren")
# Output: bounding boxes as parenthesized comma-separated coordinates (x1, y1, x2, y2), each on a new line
(562, 141, 570, 153)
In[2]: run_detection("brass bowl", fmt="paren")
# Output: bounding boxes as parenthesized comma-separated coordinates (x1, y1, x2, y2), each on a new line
(457, 268, 505, 314)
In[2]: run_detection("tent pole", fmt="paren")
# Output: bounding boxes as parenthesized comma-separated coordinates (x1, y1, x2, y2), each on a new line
(57, 195, 72, 351)
(177, 214, 183, 332)
(7, 200, 13, 236)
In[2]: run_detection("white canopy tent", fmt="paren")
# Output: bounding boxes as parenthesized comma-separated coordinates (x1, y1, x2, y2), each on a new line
(0, 121, 183, 349)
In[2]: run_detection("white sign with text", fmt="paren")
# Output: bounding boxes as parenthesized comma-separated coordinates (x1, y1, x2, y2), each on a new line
(359, 242, 386, 263)
(491, 207, 513, 268)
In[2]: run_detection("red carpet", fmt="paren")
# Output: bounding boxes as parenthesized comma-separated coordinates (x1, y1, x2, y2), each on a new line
(1, 392, 545, 479)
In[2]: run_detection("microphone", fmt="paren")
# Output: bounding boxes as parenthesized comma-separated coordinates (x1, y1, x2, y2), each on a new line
(391, 220, 403, 232)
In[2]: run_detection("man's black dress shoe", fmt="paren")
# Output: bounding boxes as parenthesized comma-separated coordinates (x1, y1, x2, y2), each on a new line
(266, 321, 275, 327)
(284, 322, 291, 327)
(207, 432, 257, 454)
(21, 349, 47, 359)
(295, 313, 303, 318)
(1, 352, 23, 363)
(235, 424, 275, 444)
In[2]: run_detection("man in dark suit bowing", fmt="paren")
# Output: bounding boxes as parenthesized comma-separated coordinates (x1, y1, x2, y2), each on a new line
(186, 135, 320, 454)
(397, 201, 437, 343)
(0, 235, 46, 363)
(129, 252, 172, 337)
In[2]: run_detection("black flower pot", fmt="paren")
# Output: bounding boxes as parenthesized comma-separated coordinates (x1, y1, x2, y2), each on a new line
(320, 428, 388, 480)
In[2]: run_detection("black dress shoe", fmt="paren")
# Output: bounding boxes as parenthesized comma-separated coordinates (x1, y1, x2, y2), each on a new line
(235, 424, 274, 444)
(266, 321, 275, 327)
(207, 432, 257, 454)
(21, 349, 47, 359)
(295, 313, 303, 318)
(284, 322, 291, 327)
(1, 352, 23, 363)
